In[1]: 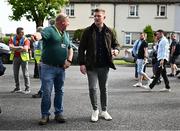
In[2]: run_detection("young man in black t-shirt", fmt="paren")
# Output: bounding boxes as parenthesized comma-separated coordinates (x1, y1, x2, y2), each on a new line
(133, 33, 152, 87)
(168, 33, 179, 77)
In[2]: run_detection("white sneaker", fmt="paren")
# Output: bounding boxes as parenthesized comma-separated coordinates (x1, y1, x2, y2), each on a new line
(148, 79, 153, 86)
(100, 111, 112, 121)
(133, 82, 142, 87)
(141, 85, 152, 91)
(23, 90, 31, 94)
(159, 88, 171, 92)
(91, 110, 99, 122)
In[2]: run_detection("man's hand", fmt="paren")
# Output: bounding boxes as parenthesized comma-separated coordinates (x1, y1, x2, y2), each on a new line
(144, 58, 148, 64)
(11, 46, 23, 52)
(32, 32, 42, 41)
(63, 59, 72, 69)
(111, 49, 119, 57)
(160, 59, 164, 69)
(80, 65, 87, 75)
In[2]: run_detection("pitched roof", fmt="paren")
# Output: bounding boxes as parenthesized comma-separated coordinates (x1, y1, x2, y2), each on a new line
(70, 0, 180, 4)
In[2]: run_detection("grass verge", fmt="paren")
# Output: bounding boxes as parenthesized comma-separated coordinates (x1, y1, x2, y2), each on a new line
(113, 59, 134, 65)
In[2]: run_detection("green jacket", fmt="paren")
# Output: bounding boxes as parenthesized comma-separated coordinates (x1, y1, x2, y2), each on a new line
(78, 23, 120, 70)
(41, 26, 71, 65)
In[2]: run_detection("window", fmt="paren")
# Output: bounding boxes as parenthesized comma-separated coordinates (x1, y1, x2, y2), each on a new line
(65, 4, 74, 17)
(129, 5, 138, 17)
(157, 5, 166, 17)
(91, 4, 99, 16)
(125, 32, 140, 45)
(125, 33, 131, 45)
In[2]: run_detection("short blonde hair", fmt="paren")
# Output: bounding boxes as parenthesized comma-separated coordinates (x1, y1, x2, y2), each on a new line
(94, 8, 105, 13)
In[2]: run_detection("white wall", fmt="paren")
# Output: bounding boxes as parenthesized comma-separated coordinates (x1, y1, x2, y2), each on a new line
(65, 3, 178, 46)
(66, 4, 115, 31)
(115, 4, 175, 45)
(174, 4, 180, 32)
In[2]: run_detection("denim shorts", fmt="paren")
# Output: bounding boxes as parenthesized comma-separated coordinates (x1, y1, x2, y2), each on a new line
(136, 59, 145, 75)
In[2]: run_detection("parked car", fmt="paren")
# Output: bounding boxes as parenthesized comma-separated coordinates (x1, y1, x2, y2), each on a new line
(122, 47, 153, 63)
(71, 42, 79, 65)
(0, 42, 11, 64)
(122, 47, 180, 65)
(0, 41, 79, 65)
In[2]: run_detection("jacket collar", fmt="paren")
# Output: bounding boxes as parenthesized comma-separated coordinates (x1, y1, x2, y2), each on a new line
(90, 23, 107, 32)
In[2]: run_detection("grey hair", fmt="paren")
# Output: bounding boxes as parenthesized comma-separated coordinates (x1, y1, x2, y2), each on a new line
(36, 26, 43, 32)
(55, 13, 68, 22)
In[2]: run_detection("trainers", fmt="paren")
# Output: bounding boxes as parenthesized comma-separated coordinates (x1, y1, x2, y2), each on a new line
(159, 88, 171, 92)
(54, 114, 66, 123)
(100, 111, 112, 121)
(141, 85, 152, 91)
(91, 110, 99, 122)
(39, 116, 49, 125)
(11, 88, 22, 93)
(167, 73, 175, 77)
(133, 82, 142, 87)
(23, 89, 31, 94)
(148, 79, 153, 86)
(32, 92, 42, 98)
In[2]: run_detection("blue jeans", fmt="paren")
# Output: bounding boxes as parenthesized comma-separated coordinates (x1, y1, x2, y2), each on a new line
(38, 63, 43, 93)
(41, 63, 65, 117)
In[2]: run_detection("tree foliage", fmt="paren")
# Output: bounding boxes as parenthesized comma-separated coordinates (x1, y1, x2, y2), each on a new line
(73, 29, 84, 42)
(143, 25, 154, 43)
(73, 28, 117, 43)
(7, 0, 69, 28)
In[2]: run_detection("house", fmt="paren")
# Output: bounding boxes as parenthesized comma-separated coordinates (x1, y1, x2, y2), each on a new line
(63, 0, 180, 46)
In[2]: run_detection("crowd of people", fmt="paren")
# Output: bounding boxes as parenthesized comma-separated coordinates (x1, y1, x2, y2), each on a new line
(132, 30, 180, 91)
(0, 8, 180, 125)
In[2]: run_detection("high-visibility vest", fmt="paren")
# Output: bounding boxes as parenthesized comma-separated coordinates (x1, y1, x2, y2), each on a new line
(33, 40, 42, 63)
(34, 49, 41, 63)
(10, 36, 29, 61)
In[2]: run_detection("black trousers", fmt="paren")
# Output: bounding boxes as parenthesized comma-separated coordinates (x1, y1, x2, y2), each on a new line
(34, 59, 39, 78)
(149, 60, 170, 89)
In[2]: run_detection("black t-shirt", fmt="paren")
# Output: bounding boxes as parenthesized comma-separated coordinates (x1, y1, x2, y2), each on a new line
(170, 39, 177, 55)
(95, 26, 109, 67)
(137, 40, 148, 59)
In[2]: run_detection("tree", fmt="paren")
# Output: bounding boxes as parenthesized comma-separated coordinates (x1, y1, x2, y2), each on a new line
(73, 29, 84, 42)
(143, 25, 154, 43)
(7, 0, 69, 28)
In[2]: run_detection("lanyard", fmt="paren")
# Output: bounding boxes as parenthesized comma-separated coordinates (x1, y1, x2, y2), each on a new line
(53, 25, 64, 40)
(53, 25, 68, 49)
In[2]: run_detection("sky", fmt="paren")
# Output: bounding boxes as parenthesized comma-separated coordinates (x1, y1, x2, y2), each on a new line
(0, 0, 48, 34)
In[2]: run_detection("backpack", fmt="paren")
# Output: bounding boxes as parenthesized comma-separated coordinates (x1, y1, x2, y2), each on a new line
(174, 42, 180, 56)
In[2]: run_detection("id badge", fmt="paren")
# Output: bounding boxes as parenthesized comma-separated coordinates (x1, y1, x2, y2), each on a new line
(61, 43, 66, 48)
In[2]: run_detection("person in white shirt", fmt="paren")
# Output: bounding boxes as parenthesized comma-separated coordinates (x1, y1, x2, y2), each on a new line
(144, 29, 171, 92)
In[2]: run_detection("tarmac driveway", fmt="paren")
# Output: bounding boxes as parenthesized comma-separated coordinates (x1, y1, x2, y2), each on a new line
(0, 64, 180, 130)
